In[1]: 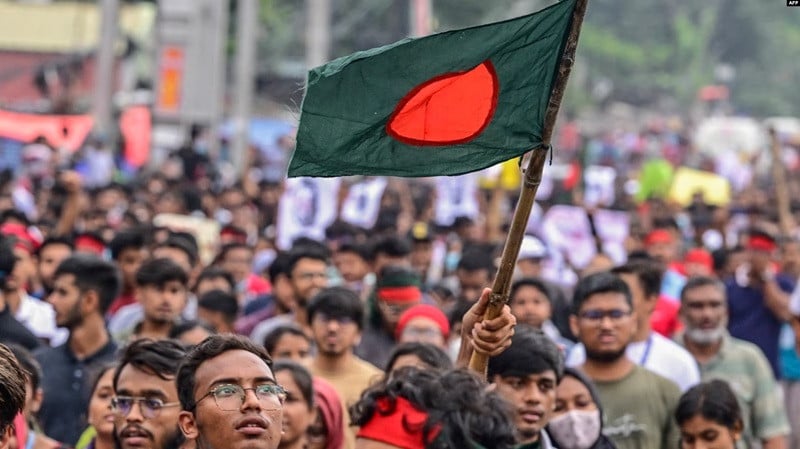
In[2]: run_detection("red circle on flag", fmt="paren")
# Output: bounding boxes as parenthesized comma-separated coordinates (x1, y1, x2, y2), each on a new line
(386, 60, 499, 146)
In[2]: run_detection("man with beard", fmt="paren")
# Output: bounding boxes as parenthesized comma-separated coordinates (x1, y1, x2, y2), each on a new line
(116, 258, 188, 343)
(112, 339, 186, 449)
(566, 259, 700, 391)
(569, 272, 680, 449)
(35, 255, 120, 444)
(676, 276, 789, 449)
(176, 334, 285, 449)
(250, 245, 329, 344)
(307, 287, 382, 449)
(488, 326, 563, 448)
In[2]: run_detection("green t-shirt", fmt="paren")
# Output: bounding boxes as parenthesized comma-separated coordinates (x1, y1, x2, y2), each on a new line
(594, 365, 681, 449)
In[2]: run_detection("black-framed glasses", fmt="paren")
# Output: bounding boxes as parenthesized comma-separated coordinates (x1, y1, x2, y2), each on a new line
(111, 396, 181, 419)
(578, 309, 631, 324)
(195, 384, 287, 411)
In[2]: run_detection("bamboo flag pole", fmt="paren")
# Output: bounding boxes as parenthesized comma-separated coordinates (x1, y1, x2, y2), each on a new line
(768, 128, 795, 237)
(469, 0, 590, 376)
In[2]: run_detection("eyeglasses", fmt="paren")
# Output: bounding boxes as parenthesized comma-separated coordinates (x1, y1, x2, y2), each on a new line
(111, 396, 181, 419)
(578, 309, 631, 324)
(195, 384, 287, 411)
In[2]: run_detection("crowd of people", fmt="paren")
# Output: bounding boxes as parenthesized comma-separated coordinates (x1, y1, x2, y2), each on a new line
(0, 114, 799, 449)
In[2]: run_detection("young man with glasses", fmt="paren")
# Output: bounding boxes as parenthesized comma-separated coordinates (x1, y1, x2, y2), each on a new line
(569, 272, 680, 449)
(112, 339, 187, 449)
(176, 334, 286, 449)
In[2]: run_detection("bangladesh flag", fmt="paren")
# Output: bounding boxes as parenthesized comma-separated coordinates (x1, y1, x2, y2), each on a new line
(288, 0, 577, 178)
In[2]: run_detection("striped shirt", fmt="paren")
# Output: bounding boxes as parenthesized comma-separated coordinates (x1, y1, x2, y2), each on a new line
(677, 332, 790, 447)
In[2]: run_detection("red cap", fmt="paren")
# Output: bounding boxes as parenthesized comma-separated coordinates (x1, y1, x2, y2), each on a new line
(0, 223, 40, 254)
(356, 396, 440, 449)
(395, 304, 450, 340)
(684, 248, 713, 272)
(644, 229, 674, 246)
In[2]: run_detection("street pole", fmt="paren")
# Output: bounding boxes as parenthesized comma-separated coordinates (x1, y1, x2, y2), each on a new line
(409, 0, 432, 37)
(92, 0, 119, 137)
(306, 0, 331, 68)
(231, 0, 259, 179)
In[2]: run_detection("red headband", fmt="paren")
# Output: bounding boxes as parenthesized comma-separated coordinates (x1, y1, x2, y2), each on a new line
(357, 397, 440, 449)
(747, 236, 777, 252)
(684, 248, 713, 270)
(378, 286, 422, 304)
(75, 235, 106, 255)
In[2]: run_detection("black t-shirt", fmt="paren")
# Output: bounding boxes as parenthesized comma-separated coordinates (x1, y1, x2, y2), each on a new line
(0, 304, 40, 350)
(35, 338, 117, 445)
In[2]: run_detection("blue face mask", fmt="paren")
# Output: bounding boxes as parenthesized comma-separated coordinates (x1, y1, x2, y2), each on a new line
(445, 252, 460, 272)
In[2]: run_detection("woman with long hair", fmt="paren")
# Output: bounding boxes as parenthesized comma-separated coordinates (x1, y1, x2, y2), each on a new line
(273, 361, 317, 449)
(76, 364, 117, 449)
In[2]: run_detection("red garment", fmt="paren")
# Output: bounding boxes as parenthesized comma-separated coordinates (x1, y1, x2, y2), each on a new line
(246, 273, 271, 297)
(650, 295, 682, 338)
(313, 378, 345, 449)
(107, 292, 136, 317)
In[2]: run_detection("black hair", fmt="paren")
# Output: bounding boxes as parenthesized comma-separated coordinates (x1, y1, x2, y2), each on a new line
(54, 254, 121, 315)
(7, 343, 43, 391)
(272, 361, 314, 410)
(155, 235, 199, 267)
(0, 344, 26, 431)
(34, 236, 74, 257)
(266, 252, 291, 283)
(680, 276, 726, 303)
(286, 245, 329, 277)
(290, 238, 331, 258)
(509, 278, 552, 304)
(217, 242, 253, 262)
(263, 325, 311, 355)
(108, 228, 147, 261)
(177, 334, 273, 411)
(307, 287, 364, 330)
(336, 242, 370, 261)
(136, 257, 188, 288)
(675, 380, 743, 431)
(487, 326, 564, 381)
(113, 339, 187, 389)
(385, 342, 454, 373)
(368, 235, 411, 261)
(570, 271, 633, 315)
(611, 258, 664, 299)
(194, 267, 236, 293)
(168, 320, 216, 340)
(88, 362, 118, 400)
(456, 247, 495, 273)
(448, 300, 473, 330)
(350, 368, 516, 449)
(198, 290, 239, 324)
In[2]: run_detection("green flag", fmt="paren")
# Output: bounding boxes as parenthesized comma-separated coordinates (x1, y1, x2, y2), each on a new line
(288, 0, 577, 178)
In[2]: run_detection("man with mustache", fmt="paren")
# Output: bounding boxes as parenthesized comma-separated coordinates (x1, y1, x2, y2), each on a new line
(112, 339, 187, 449)
(570, 272, 680, 449)
(487, 326, 563, 448)
(177, 334, 285, 449)
(676, 276, 790, 449)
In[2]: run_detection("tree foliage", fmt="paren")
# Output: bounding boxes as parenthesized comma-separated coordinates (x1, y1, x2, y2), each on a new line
(258, 0, 800, 117)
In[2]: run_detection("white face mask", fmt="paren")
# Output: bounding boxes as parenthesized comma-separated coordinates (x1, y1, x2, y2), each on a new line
(547, 409, 601, 449)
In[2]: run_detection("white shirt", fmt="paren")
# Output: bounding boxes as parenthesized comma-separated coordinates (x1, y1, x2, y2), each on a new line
(15, 293, 68, 346)
(565, 331, 701, 392)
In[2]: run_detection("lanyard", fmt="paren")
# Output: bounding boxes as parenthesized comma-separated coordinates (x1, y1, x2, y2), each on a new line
(639, 334, 654, 366)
